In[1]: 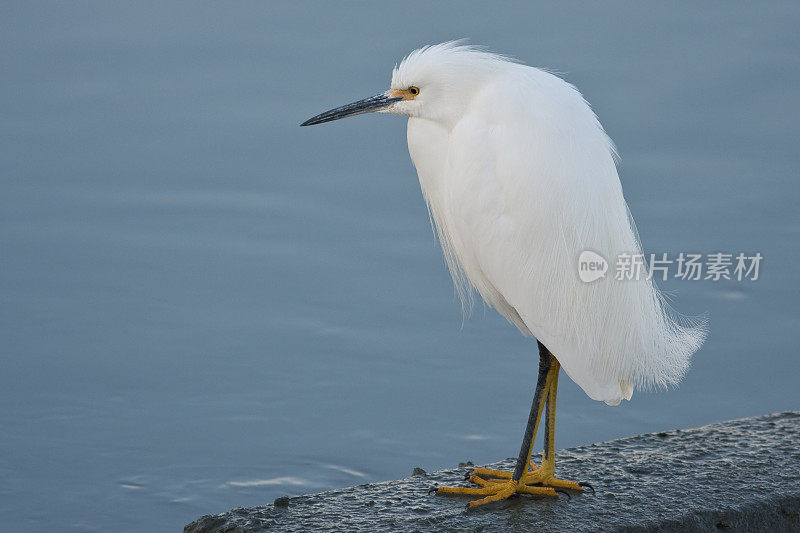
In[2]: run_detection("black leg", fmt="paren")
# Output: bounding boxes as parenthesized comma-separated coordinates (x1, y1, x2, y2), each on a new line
(512, 341, 553, 481)
(543, 386, 552, 463)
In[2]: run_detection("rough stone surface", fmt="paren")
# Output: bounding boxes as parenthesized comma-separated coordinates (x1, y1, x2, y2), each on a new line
(185, 412, 800, 532)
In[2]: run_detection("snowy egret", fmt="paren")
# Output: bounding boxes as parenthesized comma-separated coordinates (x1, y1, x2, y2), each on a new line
(301, 42, 706, 509)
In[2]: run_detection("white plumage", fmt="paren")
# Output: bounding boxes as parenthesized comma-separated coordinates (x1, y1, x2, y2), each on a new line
(303, 41, 706, 407)
(391, 42, 706, 405)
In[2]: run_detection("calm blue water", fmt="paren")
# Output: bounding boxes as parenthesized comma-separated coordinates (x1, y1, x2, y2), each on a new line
(1, 2, 798, 531)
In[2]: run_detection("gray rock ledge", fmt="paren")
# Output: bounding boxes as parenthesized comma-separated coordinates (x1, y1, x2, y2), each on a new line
(185, 411, 800, 532)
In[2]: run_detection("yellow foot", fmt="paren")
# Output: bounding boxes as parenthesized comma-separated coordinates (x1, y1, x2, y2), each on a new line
(436, 462, 587, 509)
(437, 477, 557, 509)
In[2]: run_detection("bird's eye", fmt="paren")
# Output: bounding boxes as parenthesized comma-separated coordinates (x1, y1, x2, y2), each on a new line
(409, 86, 419, 96)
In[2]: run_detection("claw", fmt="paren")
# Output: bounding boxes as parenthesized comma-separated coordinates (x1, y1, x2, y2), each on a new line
(438, 463, 583, 508)
(578, 481, 595, 494)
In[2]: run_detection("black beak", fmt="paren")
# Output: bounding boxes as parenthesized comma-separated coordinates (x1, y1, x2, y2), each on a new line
(300, 92, 402, 127)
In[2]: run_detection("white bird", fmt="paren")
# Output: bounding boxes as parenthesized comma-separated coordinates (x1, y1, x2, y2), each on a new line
(301, 41, 706, 508)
